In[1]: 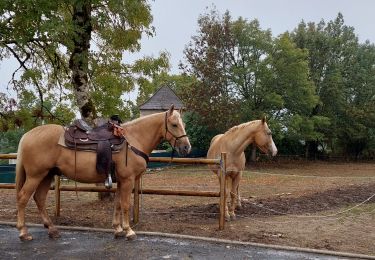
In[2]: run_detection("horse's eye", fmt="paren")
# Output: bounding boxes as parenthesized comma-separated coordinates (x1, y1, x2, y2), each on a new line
(172, 124, 178, 128)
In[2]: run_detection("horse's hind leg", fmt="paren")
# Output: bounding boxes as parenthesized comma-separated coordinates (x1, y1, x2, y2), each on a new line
(33, 173, 60, 239)
(17, 175, 45, 241)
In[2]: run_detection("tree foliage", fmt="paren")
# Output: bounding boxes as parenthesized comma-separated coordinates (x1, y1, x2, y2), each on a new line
(1, 4, 374, 159)
(180, 9, 320, 152)
(291, 13, 375, 157)
(0, 0, 169, 124)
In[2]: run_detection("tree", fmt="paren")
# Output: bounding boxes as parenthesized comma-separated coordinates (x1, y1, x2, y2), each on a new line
(0, 0, 169, 123)
(338, 41, 375, 157)
(181, 9, 319, 156)
(291, 13, 375, 157)
(180, 10, 241, 134)
(268, 33, 326, 156)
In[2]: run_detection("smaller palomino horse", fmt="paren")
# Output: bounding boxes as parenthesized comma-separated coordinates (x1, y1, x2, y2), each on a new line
(15, 105, 191, 240)
(207, 117, 277, 220)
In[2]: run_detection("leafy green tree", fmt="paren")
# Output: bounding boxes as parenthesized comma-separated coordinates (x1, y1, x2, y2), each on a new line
(181, 9, 319, 156)
(0, 0, 169, 123)
(182, 111, 214, 151)
(291, 13, 375, 157)
(338, 41, 375, 157)
(268, 33, 326, 155)
(0, 128, 24, 153)
(180, 10, 241, 134)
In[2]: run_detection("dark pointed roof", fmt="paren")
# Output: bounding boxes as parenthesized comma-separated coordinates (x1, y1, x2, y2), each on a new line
(139, 86, 184, 110)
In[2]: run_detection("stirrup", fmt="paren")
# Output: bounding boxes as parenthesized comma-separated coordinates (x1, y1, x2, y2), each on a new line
(105, 175, 112, 189)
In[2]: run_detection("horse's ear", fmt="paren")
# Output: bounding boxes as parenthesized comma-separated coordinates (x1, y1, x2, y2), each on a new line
(168, 104, 175, 117)
(262, 115, 266, 124)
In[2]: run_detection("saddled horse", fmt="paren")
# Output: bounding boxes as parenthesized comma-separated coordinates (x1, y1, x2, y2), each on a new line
(15, 105, 191, 240)
(207, 117, 277, 220)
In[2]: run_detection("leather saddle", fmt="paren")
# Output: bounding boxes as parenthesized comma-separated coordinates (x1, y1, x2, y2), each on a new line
(64, 119, 125, 180)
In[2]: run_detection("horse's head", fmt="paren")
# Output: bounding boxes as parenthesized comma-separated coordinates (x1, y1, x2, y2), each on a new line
(164, 105, 191, 156)
(254, 117, 278, 156)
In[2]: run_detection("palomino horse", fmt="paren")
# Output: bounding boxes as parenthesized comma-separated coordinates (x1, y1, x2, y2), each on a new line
(207, 117, 277, 220)
(15, 105, 191, 240)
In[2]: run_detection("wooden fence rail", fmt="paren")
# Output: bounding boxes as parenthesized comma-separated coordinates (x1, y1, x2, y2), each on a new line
(0, 153, 227, 229)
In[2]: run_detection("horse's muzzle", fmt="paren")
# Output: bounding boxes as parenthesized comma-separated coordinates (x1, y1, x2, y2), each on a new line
(176, 144, 191, 157)
(269, 141, 278, 156)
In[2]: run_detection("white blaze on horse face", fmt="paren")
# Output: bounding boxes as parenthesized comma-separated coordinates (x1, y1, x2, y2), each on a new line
(168, 111, 191, 156)
(270, 138, 278, 156)
(177, 115, 191, 155)
(260, 122, 277, 156)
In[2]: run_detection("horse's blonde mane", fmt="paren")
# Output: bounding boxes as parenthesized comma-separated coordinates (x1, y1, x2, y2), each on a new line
(121, 110, 181, 128)
(224, 120, 260, 135)
(121, 112, 160, 127)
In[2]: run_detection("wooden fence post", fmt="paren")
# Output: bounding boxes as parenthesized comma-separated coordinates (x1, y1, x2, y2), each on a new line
(219, 152, 227, 230)
(133, 177, 140, 224)
(54, 175, 61, 217)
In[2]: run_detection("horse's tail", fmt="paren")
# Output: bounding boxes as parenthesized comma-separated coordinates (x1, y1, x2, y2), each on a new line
(15, 135, 26, 194)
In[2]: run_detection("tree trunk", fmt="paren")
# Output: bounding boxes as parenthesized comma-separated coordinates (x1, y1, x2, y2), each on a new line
(69, 0, 96, 123)
(250, 143, 257, 162)
(306, 140, 318, 160)
(69, 1, 111, 200)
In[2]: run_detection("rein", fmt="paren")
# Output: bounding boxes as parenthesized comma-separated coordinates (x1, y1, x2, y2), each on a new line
(110, 123, 149, 165)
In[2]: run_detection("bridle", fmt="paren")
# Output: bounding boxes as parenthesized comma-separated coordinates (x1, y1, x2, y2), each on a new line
(164, 111, 187, 148)
(163, 112, 188, 159)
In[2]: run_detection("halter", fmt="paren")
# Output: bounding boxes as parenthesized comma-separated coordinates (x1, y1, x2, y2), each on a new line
(163, 111, 188, 160)
(164, 112, 188, 145)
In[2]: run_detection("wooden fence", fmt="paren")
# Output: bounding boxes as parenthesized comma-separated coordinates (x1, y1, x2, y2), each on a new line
(0, 153, 227, 229)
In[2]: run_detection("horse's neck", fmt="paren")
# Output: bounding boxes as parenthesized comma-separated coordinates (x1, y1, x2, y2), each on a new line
(123, 113, 164, 155)
(225, 122, 259, 154)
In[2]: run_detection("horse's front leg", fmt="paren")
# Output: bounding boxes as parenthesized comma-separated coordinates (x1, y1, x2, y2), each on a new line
(119, 177, 136, 240)
(220, 175, 231, 221)
(112, 182, 125, 238)
(229, 172, 242, 220)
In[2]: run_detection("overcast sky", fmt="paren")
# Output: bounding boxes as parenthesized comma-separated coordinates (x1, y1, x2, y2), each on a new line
(1, 0, 374, 97)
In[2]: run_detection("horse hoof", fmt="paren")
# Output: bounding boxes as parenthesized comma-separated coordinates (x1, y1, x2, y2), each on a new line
(126, 231, 137, 241)
(48, 229, 61, 239)
(225, 216, 231, 222)
(19, 233, 33, 241)
(114, 231, 126, 239)
(127, 234, 136, 241)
